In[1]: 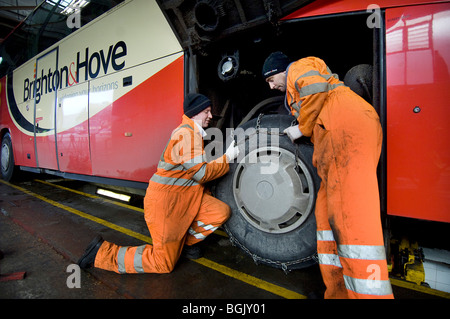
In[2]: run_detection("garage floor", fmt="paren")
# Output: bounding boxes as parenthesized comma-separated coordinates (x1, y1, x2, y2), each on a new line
(1, 173, 448, 307)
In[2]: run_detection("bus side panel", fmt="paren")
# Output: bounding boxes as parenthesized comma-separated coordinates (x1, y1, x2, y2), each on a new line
(282, 0, 442, 20)
(57, 82, 91, 175)
(386, 2, 450, 223)
(89, 55, 184, 183)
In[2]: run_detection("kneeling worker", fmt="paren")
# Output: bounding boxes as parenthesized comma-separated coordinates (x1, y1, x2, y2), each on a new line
(78, 93, 239, 274)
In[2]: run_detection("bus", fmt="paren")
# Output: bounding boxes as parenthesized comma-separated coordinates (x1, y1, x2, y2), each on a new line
(1, 0, 449, 284)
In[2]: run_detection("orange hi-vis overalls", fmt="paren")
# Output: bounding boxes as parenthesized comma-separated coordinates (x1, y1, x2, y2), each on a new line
(286, 57, 393, 299)
(94, 115, 230, 274)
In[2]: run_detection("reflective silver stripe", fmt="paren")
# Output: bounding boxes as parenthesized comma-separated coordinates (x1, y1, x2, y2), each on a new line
(188, 221, 218, 241)
(160, 142, 170, 161)
(158, 161, 182, 171)
(158, 155, 205, 171)
(299, 82, 344, 98)
(318, 253, 342, 268)
(287, 91, 300, 117)
(296, 70, 337, 82)
(318, 233, 387, 261)
(297, 70, 319, 79)
(189, 228, 206, 240)
(287, 63, 342, 114)
(183, 154, 205, 169)
(344, 275, 393, 296)
(117, 246, 129, 274)
(150, 174, 199, 187)
(197, 221, 218, 232)
(290, 101, 301, 115)
(317, 230, 335, 241)
(338, 245, 387, 261)
(133, 245, 146, 273)
(192, 164, 206, 182)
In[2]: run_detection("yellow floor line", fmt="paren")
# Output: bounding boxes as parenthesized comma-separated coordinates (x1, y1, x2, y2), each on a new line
(0, 179, 305, 299)
(35, 179, 229, 238)
(194, 258, 306, 299)
(1, 179, 152, 244)
(39, 180, 449, 299)
(35, 179, 145, 214)
(389, 278, 450, 299)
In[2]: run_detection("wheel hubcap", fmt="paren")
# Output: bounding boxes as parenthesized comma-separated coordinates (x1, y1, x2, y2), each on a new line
(233, 146, 315, 234)
(1, 143, 10, 172)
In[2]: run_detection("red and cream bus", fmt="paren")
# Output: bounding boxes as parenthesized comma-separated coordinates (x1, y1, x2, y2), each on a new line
(1, 0, 449, 281)
(0, 0, 184, 189)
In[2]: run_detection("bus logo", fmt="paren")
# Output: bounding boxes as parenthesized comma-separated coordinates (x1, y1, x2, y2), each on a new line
(22, 41, 127, 104)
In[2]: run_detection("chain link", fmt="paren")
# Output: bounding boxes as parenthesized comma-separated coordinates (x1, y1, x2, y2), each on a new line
(255, 113, 263, 133)
(226, 114, 317, 273)
(233, 113, 285, 148)
(224, 224, 317, 274)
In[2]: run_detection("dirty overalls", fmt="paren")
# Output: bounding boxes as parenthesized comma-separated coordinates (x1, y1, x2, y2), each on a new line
(94, 115, 230, 274)
(286, 57, 393, 298)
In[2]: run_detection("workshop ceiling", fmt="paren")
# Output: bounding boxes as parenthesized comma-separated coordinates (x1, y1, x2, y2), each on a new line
(0, 0, 42, 42)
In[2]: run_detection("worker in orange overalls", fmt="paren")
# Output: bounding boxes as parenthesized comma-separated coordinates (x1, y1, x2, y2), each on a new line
(78, 93, 240, 274)
(262, 52, 393, 299)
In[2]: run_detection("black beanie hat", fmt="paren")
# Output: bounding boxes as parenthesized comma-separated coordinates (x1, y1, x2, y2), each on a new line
(262, 52, 290, 79)
(183, 93, 211, 118)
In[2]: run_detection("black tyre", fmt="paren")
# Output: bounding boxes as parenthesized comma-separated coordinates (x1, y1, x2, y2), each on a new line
(215, 114, 320, 270)
(1, 132, 16, 181)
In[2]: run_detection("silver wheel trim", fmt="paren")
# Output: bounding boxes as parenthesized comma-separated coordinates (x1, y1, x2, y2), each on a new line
(1, 142, 10, 173)
(232, 146, 315, 234)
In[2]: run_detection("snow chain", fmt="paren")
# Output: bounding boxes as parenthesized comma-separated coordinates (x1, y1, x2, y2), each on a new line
(226, 114, 318, 274)
(234, 113, 287, 147)
(224, 224, 318, 274)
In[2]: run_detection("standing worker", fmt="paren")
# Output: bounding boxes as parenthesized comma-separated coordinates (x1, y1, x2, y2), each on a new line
(262, 52, 393, 299)
(78, 93, 239, 274)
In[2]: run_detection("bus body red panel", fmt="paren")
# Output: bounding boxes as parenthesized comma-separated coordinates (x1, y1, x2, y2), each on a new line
(283, 0, 450, 223)
(283, 0, 447, 19)
(386, 2, 450, 223)
(89, 55, 184, 182)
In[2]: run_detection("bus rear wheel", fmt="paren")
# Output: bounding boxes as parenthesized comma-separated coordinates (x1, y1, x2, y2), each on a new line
(215, 114, 320, 271)
(1, 133, 16, 181)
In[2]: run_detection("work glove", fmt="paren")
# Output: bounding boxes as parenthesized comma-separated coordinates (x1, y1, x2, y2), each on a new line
(225, 140, 240, 162)
(284, 125, 303, 143)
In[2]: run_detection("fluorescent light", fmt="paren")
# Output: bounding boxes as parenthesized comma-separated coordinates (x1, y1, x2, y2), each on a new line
(96, 188, 131, 202)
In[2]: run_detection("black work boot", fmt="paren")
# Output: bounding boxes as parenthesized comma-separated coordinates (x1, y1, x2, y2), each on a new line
(77, 235, 104, 269)
(182, 245, 203, 259)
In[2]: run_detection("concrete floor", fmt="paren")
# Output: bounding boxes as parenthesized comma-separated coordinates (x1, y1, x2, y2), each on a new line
(1, 173, 448, 306)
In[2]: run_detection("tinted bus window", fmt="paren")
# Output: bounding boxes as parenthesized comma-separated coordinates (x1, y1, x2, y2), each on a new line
(0, 0, 124, 78)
